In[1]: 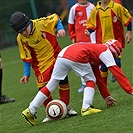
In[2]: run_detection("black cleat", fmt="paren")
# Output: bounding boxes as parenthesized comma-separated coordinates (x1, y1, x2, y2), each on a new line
(0, 95, 15, 104)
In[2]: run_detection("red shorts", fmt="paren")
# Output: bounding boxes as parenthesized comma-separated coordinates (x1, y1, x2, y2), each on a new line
(36, 63, 55, 88)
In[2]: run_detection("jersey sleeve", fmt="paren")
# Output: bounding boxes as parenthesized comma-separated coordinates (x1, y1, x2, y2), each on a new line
(56, 18, 64, 31)
(86, 8, 97, 31)
(116, 5, 132, 26)
(109, 66, 133, 94)
(23, 62, 31, 77)
(68, 23, 76, 40)
(40, 13, 59, 34)
(17, 36, 32, 62)
(68, 5, 76, 39)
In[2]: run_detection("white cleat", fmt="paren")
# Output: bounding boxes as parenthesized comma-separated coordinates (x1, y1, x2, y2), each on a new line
(67, 106, 77, 116)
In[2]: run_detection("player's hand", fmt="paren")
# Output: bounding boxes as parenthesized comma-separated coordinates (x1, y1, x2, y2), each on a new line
(85, 29, 90, 36)
(126, 31, 132, 43)
(20, 76, 29, 84)
(57, 29, 66, 37)
(105, 96, 117, 106)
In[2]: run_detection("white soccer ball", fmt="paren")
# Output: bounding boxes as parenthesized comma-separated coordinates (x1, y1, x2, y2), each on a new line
(46, 99, 68, 120)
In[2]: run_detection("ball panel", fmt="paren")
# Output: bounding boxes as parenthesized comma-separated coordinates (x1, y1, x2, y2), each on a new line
(46, 100, 67, 120)
(47, 104, 61, 117)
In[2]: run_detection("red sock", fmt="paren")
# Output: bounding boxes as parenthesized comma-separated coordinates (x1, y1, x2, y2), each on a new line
(59, 83, 70, 106)
(43, 95, 53, 107)
(40, 86, 53, 107)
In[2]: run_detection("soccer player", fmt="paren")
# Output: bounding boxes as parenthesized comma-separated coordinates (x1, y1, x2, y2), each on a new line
(68, 0, 96, 92)
(9, 11, 77, 122)
(85, 0, 132, 85)
(21, 39, 133, 126)
(0, 54, 15, 104)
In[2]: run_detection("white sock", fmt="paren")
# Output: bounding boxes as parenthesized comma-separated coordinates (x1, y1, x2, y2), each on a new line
(29, 91, 47, 115)
(82, 87, 95, 109)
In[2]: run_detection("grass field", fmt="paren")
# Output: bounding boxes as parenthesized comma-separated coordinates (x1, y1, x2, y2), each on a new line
(0, 35, 132, 133)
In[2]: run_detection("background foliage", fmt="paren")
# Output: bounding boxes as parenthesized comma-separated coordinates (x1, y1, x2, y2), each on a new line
(0, 0, 133, 48)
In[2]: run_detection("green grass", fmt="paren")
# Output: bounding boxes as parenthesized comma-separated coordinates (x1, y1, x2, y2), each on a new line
(0, 35, 132, 133)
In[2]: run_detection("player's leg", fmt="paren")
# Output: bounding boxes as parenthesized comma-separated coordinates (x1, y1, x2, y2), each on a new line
(21, 58, 62, 125)
(21, 58, 75, 125)
(43, 58, 77, 122)
(22, 78, 60, 126)
(0, 56, 15, 104)
(36, 63, 54, 108)
(59, 76, 77, 116)
(77, 77, 86, 93)
(81, 72, 101, 116)
(71, 62, 102, 116)
(110, 56, 121, 82)
(100, 63, 108, 85)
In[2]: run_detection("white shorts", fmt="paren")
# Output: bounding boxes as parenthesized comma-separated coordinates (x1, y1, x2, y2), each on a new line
(51, 58, 96, 83)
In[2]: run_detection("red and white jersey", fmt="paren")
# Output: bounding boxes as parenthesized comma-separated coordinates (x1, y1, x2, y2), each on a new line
(55, 39, 133, 96)
(58, 40, 122, 66)
(68, 2, 95, 43)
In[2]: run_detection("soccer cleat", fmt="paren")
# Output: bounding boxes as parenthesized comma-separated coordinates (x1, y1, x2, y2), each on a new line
(77, 84, 86, 93)
(81, 107, 102, 116)
(42, 116, 50, 123)
(21, 108, 36, 126)
(0, 95, 15, 104)
(67, 106, 77, 116)
(110, 74, 116, 82)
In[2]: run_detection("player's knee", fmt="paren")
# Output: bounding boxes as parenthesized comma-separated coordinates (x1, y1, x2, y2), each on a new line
(86, 80, 95, 88)
(100, 64, 108, 72)
(59, 76, 69, 84)
(115, 58, 121, 67)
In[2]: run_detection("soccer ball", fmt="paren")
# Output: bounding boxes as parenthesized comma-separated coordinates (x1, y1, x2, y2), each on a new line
(46, 99, 68, 120)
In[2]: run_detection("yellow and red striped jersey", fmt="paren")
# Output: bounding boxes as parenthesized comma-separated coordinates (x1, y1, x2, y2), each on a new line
(17, 13, 61, 74)
(86, 0, 132, 48)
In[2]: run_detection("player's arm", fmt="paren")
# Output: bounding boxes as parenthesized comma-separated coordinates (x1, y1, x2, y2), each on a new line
(118, 5, 132, 43)
(68, 6, 76, 43)
(68, 23, 76, 43)
(85, 28, 94, 36)
(42, 13, 65, 37)
(20, 62, 31, 84)
(85, 9, 96, 36)
(17, 37, 32, 84)
(56, 18, 66, 37)
(108, 66, 133, 95)
(92, 66, 117, 106)
(126, 21, 132, 43)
